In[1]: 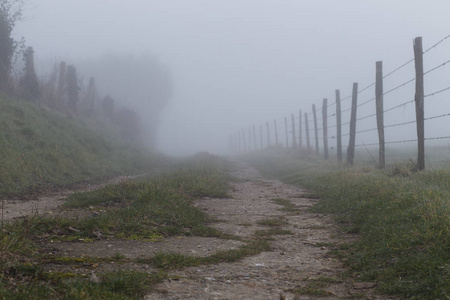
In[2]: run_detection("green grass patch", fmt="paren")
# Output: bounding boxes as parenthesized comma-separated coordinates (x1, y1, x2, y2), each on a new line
(145, 240, 272, 270)
(256, 217, 287, 227)
(1, 154, 234, 298)
(245, 149, 450, 299)
(0, 95, 166, 197)
(254, 228, 292, 236)
(8, 158, 232, 243)
(271, 198, 302, 213)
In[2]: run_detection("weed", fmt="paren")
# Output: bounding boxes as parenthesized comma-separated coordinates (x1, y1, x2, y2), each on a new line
(257, 217, 287, 227)
(254, 228, 292, 236)
(144, 240, 272, 270)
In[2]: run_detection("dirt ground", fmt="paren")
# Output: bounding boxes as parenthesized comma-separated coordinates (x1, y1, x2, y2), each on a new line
(2, 161, 392, 300)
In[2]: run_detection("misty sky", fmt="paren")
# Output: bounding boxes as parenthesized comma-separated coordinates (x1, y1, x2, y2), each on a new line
(14, 0, 450, 155)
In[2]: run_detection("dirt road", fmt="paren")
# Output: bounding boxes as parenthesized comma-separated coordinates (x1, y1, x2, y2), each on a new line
(146, 161, 384, 300)
(2, 161, 386, 299)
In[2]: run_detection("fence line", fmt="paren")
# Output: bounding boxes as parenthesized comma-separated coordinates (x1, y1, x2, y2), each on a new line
(230, 35, 450, 170)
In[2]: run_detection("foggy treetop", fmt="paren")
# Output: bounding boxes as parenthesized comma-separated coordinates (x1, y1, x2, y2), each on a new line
(14, 0, 450, 154)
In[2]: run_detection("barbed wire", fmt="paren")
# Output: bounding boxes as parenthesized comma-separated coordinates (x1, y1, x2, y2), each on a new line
(385, 120, 416, 128)
(424, 86, 450, 98)
(357, 97, 376, 108)
(383, 77, 416, 96)
(383, 99, 415, 114)
(356, 127, 377, 134)
(424, 113, 450, 121)
(425, 136, 450, 141)
(383, 58, 414, 79)
(423, 34, 450, 54)
(423, 59, 450, 76)
(357, 112, 377, 122)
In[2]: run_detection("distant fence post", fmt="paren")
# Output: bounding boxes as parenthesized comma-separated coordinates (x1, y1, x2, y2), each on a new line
(248, 128, 252, 151)
(237, 131, 241, 153)
(414, 36, 425, 170)
(375, 61, 385, 169)
(274, 120, 279, 146)
(260, 125, 263, 150)
(242, 129, 247, 153)
(347, 82, 358, 165)
(284, 117, 289, 148)
(252, 125, 257, 151)
(312, 104, 319, 155)
(305, 113, 310, 152)
(322, 98, 329, 159)
(266, 122, 271, 147)
(291, 114, 297, 148)
(299, 109, 303, 149)
(335, 90, 342, 162)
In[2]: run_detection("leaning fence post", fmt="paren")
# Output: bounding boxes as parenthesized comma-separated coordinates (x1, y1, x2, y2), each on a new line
(284, 117, 289, 148)
(347, 82, 358, 165)
(312, 104, 319, 155)
(376, 61, 386, 169)
(335, 90, 342, 162)
(414, 36, 425, 170)
(299, 109, 303, 149)
(274, 120, 279, 146)
(242, 129, 247, 153)
(252, 125, 257, 151)
(291, 114, 297, 148)
(305, 113, 310, 152)
(322, 98, 329, 159)
(266, 122, 271, 147)
(260, 125, 263, 150)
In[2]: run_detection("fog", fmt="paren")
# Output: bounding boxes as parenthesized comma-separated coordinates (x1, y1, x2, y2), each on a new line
(14, 0, 450, 155)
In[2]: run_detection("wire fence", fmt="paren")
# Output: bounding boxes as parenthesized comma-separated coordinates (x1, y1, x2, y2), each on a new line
(230, 35, 450, 169)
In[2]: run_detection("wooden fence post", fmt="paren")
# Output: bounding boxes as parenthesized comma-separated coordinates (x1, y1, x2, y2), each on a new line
(335, 90, 342, 162)
(248, 128, 252, 151)
(291, 114, 297, 148)
(376, 61, 385, 169)
(260, 125, 263, 150)
(284, 117, 289, 148)
(237, 131, 241, 153)
(347, 82, 358, 165)
(299, 109, 303, 149)
(305, 113, 310, 152)
(322, 98, 329, 159)
(252, 125, 257, 151)
(242, 129, 247, 153)
(414, 36, 425, 170)
(266, 122, 271, 147)
(274, 120, 279, 146)
(312, 104, 319, 155)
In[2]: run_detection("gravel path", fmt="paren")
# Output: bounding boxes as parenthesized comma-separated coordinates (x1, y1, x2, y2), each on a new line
(146, 161, 385, 300)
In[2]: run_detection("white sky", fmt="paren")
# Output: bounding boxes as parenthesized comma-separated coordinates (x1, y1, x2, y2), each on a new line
(14, 0, 450, 155)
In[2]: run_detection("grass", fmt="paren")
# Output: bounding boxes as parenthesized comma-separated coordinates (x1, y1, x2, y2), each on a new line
(244, 149, 450, 299)
(271, 198, 302, 213)
(254, 228, 292, 236)
(256, 217, 287, 227)
(0, 94, 166, 197)
(0, 154, 239, 299)
(144, 240, 272, 270)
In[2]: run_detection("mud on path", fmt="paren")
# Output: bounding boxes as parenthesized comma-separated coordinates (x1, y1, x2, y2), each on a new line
(146, 161, 385, 300)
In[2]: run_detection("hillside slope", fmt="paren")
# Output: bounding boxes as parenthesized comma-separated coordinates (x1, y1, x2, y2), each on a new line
(0, 95, 163, 196)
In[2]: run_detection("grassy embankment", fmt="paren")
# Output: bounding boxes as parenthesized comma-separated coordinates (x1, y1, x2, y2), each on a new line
(244, 149, 450, 299)
(0, 94, 165, 197)
(0, 96, 271, 298)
